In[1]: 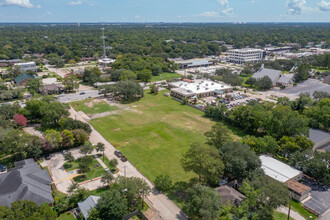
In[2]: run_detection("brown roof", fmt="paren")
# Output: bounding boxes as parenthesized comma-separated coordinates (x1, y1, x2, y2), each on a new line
(324, 75, 330, 84)
(285, 179, 311, 194)
(215, 186, 246, 206)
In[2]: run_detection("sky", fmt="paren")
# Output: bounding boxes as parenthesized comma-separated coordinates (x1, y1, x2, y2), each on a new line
(0, 0, 329, 22)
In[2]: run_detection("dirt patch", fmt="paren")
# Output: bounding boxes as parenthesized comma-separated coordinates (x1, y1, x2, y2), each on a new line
(85, 99, 103, 108)
(113, 128, 121, 132)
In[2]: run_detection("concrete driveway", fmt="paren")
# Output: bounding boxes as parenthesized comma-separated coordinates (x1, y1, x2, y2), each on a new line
(69, 107, 188, 220)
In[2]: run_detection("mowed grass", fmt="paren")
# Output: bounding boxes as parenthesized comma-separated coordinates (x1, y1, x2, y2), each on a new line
(90, 90, 241, 183)
(273, 211, 293, 220)
(70, 98, 117, 115)
(57, 212, 76, 220)
(151, 72, 181, 81)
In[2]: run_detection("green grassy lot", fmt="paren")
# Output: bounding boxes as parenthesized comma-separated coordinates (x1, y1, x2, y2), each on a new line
(239, 74, 253, 88)
(57, 212, 76, 220)
(90, 90, 242, 183)
(63, 156, 107, 183)
(290, 200, 317, 220)
(151, 72, 181, 81)
(273, 211, 293, 220)
(70, 99, 117, 115)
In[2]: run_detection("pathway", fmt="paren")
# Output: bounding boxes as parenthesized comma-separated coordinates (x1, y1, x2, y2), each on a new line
(69, 107, 187, 220)
(277, 206, 306, 220)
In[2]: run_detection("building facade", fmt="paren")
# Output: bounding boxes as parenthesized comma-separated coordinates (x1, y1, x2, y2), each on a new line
(14, 62, 37, 72)
(228, 49, 264, 64)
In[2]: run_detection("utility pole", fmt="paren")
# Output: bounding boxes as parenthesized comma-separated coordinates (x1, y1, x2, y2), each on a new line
(287, 192, 292, 220)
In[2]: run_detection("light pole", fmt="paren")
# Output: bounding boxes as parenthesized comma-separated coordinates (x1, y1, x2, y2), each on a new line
(287, 192, 292, 220)
(124, 165, 127, 177)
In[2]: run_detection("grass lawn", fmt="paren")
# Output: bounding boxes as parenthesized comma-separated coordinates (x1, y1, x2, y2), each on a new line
(70, 98, 117, 115)
(273, 211, 293, 220)
(151, 72, 181, 81)
(290, 200, 317, 220)
(239, 74, 253, 88)
(57, 212, 76, 220)
(90, 90, 243, 183)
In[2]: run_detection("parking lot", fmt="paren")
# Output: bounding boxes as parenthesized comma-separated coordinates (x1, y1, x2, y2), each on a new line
(302, 175, 330, 215)
(273, 79, 330, 97)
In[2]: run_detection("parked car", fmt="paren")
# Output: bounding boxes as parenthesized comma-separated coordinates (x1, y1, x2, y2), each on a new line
(120, 156, 128, 162)
(79, 92, 86, 95)
(114, 150, 123, 158)
(0, 164, 7, 173)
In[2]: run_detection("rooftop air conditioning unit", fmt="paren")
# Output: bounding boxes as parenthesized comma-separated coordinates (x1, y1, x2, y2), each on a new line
(221, 85, 224, 88)
(206, 88, 209, 90)
(211, 83, 214, 85)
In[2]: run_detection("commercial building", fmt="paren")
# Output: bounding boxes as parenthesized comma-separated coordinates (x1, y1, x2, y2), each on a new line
(228, 48, 264, 64)
(0, 159, 54, 207)
(14, 62, 37, 72)
(252, 65, 293, 87)
(168, 79, 232, 99)
(260, 155, 311, 202)
(176, 60, 217, 69)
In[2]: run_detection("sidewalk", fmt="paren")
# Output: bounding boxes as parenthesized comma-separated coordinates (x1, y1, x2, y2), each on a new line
(277, 206, 305, 220)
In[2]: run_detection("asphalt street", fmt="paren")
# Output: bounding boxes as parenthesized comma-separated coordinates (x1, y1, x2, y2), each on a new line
(57, 90, 102, 103)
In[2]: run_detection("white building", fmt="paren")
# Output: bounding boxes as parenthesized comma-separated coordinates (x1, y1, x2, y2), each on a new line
(14, 62, 37, 72)
(168, 79, 232, 99)
(260, 155, 302, 183)
(228, 49, 264, 64)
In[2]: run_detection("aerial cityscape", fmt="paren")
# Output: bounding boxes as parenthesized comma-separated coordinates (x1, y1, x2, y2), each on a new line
(0, 1, 329, 220)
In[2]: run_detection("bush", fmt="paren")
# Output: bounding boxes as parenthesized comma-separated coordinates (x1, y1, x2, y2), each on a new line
(109, 159, 118, 168)
(154, 174, 173, 192)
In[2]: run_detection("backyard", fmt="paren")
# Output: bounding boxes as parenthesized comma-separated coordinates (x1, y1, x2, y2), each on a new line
(70, 98, 117, 115)
(90, 90, 243, 183)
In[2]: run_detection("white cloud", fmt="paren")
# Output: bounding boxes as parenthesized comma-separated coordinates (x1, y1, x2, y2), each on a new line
(69, 1, 82, 6)
(251, 1, 256, 4)
(1, 0, 40, 8)
(89, 3, 94, 6)
(318, 0, 330, 11)
(285, 0, 318, 15)
(198, 11, 221, 17)
(135, 15, 140, 19)
(217, 0, 233, 16)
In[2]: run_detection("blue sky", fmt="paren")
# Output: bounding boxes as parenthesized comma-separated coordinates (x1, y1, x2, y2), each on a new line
(0, 0, 329, 22)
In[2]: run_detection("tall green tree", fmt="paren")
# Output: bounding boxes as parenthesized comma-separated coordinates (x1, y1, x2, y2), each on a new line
(204, 122, 232, 149)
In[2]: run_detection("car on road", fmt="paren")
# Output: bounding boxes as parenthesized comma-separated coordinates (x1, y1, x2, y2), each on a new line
(120, 156, 128, 162)
(79, 92, 86, 95)
(0, 164, 7, 173)
(62, 150, 67, 155)
(45, 154, 51, 160)
(114, 150, 123, 158)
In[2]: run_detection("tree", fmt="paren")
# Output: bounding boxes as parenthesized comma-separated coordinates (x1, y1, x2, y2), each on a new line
(255, 76, 273, 90)
(154, 174, 172, 192)
(183, 184, 222, 220)
(43, 129, 62, 151)
(313, 91, 330, 101)
(149, 84, 159, 94)
(72, 129, 89, 147)
(245, 77, 256, 86)
(113, 176, 151, 208)
(64, 152, 75, 167)
(95, 142, 105, 161)
(60, 129, 75, 148)
(242, 135, 278, 155)
(40, 102, 69, 127)
(60, 118, 92, 134)
(101, 172, 114, 186)
(0, 129, 30, 160)
(63, 74, 79, 92)
(108, 80, 144, 102)
(79, 160, 91, 173)
(49, 57, 65, 68)
(204, 123, 232, 149)
(26, 78, 43, 95)
(119, 70, 137, 81)
(181, 143, 224, 185)
(220, 142, 262, 180)
(80, 142, 94, 156)
(13, 114, 27, 127)
(222, 73, 244, 87)
(24, 99, 47, 121)
(82, 67, 102, 85)
(67, 182, 79, 194)
(137, 69, 152, 82)
(294, 63, 310, 82)
(109, 159, 118, 168)
(95, 189, 129, 220)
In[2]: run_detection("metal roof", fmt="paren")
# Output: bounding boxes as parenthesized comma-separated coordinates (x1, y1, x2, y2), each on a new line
(252, 67, 282, 83)
(309, 128, 330, 144)
(260, 155, 301, 183)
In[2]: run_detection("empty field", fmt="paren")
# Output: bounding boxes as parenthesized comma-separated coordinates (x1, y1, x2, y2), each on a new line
(90, 90, 242, 183)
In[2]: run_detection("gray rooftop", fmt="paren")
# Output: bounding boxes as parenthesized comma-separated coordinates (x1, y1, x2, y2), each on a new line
(78, 195, 100, 219)
(277, 75, 293, 84)
(0, 159, 54, 207)
(215, 186, 246, 206)
(252, 67, 282, 83)
(309, 128, 330, 144)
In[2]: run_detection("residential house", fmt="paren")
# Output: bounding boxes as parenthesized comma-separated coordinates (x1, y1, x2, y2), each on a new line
(77, 195, 100, 219)
(285, 179, 311, 202)
(14, 73, 36, 85)
(0, 159, 54, 207)
(39, 84, 64, 95)
(215, 185, 246, 206)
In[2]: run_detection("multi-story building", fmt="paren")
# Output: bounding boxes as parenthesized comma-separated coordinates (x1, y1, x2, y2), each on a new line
(228, 48, 264, 64)
(14, 62, 37, 72)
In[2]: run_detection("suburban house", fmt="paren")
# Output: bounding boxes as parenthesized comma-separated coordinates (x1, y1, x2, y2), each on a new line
(77, 195, 100, 219)
(215, 185, 246, 206)
(252, 65, 293, 87)
(308, 128, 330, 152)
(42, 77, 58, 85)
(0, 159, 54, 207)
(14, 73, 37, 85)
(39, 84, 64, 95)
(260, 155, 311, 202)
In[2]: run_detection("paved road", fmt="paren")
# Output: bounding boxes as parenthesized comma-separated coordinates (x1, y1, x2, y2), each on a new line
(69, 107, 187, 220)
(58, 90, 102, 103)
